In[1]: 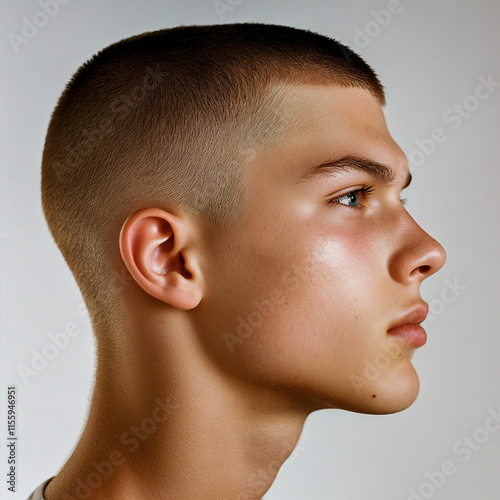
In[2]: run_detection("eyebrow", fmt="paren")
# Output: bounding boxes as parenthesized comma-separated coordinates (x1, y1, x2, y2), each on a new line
(296, 154, 412, 189)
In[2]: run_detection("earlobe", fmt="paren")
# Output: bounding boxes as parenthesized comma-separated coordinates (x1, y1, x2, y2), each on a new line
(119, 208, 202, 310)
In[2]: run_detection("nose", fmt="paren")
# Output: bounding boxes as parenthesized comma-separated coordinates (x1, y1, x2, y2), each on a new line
(388, 212, 447, 286)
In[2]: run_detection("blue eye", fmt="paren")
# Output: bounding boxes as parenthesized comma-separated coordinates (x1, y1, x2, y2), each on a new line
(336, 191, 362, 207)
(329, 186, 375, 209)
(328, 185, 408, 209)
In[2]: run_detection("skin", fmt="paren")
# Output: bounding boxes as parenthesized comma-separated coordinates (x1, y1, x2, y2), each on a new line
(44, 84, 446, 500)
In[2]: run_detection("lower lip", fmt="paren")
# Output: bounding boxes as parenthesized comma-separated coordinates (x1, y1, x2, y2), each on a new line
(386, 324, 427, 347)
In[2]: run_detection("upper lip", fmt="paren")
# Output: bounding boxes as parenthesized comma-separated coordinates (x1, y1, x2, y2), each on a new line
(387, 302, 429, 330)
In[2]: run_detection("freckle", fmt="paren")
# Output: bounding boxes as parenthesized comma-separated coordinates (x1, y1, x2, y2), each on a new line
(371, 394, 376, 398)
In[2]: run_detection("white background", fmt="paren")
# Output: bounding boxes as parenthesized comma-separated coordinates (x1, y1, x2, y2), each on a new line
(1, 1, 499, 499)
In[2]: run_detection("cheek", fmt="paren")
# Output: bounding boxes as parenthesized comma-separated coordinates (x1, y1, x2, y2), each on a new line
(229, 233, 382, 366)
(308, 227, 384, 310)
(201, 217, 390, 382)
(195, 229, 304, 365)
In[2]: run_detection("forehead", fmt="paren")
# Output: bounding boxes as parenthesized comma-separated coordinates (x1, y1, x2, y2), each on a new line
(244, 84, 408, 186)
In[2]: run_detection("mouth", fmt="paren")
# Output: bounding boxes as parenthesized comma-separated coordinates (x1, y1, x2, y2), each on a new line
(386, 302, 429, 347)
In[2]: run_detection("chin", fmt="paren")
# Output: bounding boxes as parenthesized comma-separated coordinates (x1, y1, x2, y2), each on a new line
(314, 360, 421, 415)
(352, 360, 422, 415)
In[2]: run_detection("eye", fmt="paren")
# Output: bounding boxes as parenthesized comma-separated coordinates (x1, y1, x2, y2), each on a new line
(335, 190, 362, 207)
(328, 186, 375, 209)
(328, 186, 408, 209)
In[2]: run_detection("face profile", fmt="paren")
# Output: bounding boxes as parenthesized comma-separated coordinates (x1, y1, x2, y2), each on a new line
(186, 83, 446, 416)
(31, 22, 446, 500)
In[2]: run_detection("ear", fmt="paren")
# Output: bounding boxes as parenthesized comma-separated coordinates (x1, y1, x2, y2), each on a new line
(119, 208, 203, 310)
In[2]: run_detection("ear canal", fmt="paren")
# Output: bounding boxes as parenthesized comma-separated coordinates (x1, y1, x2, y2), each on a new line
(180, 253, 193, 279)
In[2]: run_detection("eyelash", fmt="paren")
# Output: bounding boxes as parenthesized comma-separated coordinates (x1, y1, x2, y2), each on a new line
(327, 185, 407, 210)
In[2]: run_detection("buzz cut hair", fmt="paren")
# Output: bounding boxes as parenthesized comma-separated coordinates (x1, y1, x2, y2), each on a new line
(41, 22, 385, 339)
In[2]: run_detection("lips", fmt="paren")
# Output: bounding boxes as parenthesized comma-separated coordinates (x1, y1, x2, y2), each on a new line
(387, 302, 429, 330)
(386, 302, 429, 347)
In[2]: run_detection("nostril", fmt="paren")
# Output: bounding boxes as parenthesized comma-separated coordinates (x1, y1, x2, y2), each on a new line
(410, 264, 430, 277)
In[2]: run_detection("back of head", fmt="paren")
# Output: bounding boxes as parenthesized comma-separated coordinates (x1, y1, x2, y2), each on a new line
(41, 23, 385, 338)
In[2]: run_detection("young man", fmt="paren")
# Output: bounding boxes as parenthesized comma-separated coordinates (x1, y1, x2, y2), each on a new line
(29, 23, 446, 500)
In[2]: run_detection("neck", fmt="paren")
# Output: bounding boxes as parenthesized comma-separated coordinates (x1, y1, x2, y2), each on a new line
(44, 318, 312, 500)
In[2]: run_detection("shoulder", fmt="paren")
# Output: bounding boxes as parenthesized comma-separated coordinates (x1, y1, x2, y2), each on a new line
(27, 477, 54, 500)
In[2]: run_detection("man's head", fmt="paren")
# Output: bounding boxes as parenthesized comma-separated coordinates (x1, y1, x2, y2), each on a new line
(41, 23, 445, 415)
